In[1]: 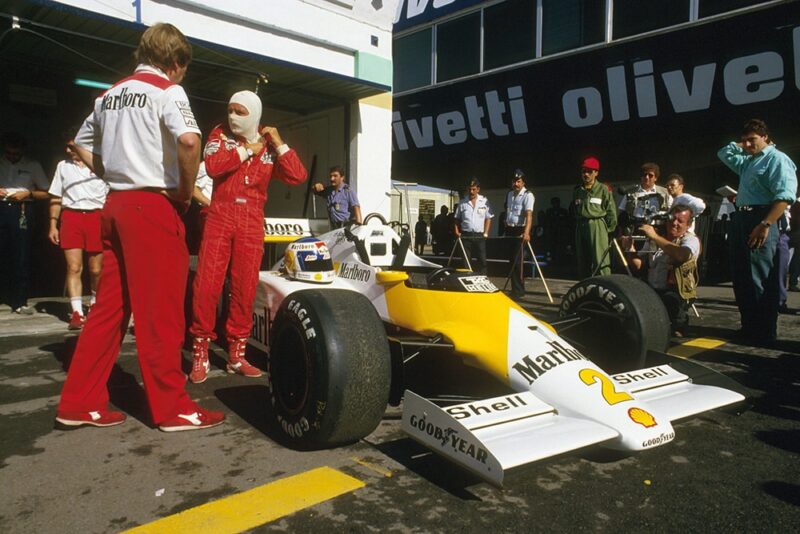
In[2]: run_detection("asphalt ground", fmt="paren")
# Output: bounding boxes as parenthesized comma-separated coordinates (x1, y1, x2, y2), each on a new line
(1, 277, 798, 533)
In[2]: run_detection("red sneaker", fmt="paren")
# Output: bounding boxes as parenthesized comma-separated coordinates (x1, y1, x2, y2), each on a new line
(158, 407, 225, 432)
(189, 337, 210, 384)
(226, 338, 262, 378)
(55, 409, 126, 428)
(67, 311, 85, 330)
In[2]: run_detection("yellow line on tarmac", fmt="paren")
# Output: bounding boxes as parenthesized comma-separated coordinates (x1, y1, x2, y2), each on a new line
(124, 466, 364, 534)
(351, 456, 393, 478)
(667, 337, 727, 359)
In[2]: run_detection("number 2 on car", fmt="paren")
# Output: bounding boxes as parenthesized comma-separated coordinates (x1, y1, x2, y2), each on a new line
(579, 368, 634, 405)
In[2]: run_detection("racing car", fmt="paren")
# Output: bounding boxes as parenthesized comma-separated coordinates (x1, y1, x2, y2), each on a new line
(249, 214, 746, 486)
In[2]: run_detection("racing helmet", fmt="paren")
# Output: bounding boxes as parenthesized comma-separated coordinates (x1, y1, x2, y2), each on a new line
(283, 237, 335, 283)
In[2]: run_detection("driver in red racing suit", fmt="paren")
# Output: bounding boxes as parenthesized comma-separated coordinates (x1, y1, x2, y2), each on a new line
(189, 90, 307, 383)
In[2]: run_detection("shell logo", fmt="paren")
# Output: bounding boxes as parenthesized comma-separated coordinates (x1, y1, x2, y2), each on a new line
(314, 273, 322, 281)
(628, 407, 657, 428)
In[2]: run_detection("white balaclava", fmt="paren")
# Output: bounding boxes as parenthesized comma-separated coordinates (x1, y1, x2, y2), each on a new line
(228, 90, 262, 142)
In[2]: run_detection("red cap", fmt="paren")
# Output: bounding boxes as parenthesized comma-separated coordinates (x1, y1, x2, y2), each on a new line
(582, 157, 600, 171)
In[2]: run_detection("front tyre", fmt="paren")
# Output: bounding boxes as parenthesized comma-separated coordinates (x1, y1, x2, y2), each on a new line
(558, 275, 669, 373)
(267, 289, 391, 448)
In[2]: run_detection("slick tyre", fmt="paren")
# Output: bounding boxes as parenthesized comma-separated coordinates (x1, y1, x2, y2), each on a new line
(558, 275, 669, 373)
(267, 289, 391, 448)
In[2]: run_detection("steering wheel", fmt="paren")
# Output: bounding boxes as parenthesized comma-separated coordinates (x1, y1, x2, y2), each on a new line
(363, 212, 388, 226)
(426, 267, 454, 286)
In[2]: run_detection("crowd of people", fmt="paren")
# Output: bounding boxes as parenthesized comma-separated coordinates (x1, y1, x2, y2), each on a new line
(417, 121, 797, 344)
(0, 22, 797, 434)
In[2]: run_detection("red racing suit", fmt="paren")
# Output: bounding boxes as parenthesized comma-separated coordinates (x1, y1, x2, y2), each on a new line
(190, 124, 307, 341)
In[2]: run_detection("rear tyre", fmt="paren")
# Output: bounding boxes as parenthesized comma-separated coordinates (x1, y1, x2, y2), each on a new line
(558, 275, 669, 373)
(267, 289, 391, 448)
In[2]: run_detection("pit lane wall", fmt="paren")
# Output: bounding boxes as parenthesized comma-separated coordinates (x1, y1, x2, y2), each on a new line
(51, 0, 398, 219)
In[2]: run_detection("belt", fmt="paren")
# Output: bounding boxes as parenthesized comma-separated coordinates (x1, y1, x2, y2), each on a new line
(64, 207, 100, 213)
(736, 205, 769, 211)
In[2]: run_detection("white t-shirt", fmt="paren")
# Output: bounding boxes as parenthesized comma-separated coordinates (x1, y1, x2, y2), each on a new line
(74, 64, 201, 191)
(672, 193, 706, 217)
(0, 156, 48, 197)
(49, 160, 108, 210)
(640, 232, 701, 291)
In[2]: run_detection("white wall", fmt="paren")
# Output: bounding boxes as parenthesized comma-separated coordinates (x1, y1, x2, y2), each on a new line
(348, 94, 394, 220)
(56, 0, 397, 81)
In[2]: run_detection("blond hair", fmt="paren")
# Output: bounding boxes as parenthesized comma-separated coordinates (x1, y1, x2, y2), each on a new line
(135, 23, 192, 72)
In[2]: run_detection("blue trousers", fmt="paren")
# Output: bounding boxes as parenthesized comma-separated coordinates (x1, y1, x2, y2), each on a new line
(0, 202, 31, 309)
(729, 209, 784, 342)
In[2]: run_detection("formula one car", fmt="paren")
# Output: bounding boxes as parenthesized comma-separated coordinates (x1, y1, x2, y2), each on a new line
(250, 214, 746, 486)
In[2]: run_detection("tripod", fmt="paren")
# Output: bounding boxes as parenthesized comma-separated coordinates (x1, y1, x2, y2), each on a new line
(592, 235, 640, 277)
(502, 237, 554, 303)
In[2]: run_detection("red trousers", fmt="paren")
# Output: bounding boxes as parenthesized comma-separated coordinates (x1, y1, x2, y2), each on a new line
(58, 192, 196, 424)
(190, 201, 265, 341)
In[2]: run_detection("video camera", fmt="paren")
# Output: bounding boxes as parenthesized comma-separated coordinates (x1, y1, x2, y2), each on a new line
(618, 186, 670, 237)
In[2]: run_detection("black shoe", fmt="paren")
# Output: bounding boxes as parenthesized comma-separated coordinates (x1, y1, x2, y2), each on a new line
(778, 303, 790, 314)
(750, 337, 777, 349)
(789, 286, 799, 292)
(509, 291, 525, 300)
(731, 328, 752, 342)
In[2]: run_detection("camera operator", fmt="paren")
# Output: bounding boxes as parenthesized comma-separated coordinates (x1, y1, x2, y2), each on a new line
(618, 162, 672, 230)
(625, 204, 699, 337)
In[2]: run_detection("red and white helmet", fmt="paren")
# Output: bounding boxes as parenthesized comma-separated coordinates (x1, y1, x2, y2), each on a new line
(283, 237, 335, 283)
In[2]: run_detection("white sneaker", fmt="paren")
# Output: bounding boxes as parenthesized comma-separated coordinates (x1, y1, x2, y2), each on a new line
(13, 306, 34, 315)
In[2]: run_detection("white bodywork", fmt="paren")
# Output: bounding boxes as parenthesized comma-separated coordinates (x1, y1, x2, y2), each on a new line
(252, 219, 746, 486)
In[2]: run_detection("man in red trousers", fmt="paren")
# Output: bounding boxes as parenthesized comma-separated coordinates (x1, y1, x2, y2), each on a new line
(56, 23, 225, 432)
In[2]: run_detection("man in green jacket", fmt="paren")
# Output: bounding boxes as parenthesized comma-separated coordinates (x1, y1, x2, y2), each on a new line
(572, 157, 617, 278)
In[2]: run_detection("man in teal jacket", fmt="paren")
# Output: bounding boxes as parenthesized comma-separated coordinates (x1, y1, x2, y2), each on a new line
(717, 118, 797, 347)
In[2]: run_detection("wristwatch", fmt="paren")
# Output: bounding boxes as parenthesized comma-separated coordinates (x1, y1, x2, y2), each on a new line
(760, 220, 772, 228)
(246, 147, 254, 158)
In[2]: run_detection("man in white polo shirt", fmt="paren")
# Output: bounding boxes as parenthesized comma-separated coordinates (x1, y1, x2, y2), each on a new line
(504, 169, 534, 299)
(48, 142, 109, 330)
(453, 178, 494, 274)
(0, 132, 49, 315)
(56, 23, 224, 432)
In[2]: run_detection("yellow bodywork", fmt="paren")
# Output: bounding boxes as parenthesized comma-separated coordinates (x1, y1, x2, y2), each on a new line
(380, 275, 531, 385)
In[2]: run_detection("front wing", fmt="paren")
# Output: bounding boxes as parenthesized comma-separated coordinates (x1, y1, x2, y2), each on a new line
(402, 363, 745, 486)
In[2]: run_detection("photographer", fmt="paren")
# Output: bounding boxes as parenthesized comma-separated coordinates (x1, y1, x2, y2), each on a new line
(618, 162, 672, 230)
(626, 204, 699, 337)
